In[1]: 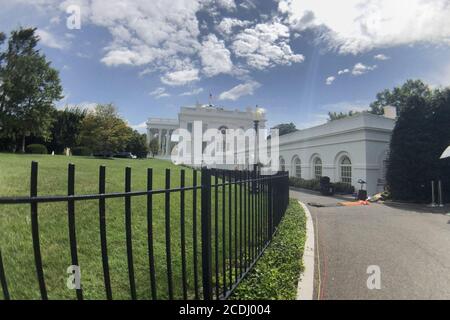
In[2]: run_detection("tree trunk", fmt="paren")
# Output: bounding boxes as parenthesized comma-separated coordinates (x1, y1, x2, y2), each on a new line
(21, 135, 26, 153)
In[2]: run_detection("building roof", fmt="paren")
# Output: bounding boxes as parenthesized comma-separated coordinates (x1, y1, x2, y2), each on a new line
(278, 112, 395, 145)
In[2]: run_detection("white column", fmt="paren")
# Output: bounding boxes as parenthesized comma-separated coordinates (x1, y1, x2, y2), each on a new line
(158, 129, 162, 155)
(147, 125, 153, 146)
(165, 130, 171, 156)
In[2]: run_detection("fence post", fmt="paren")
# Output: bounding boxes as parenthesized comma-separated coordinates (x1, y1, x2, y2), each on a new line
(201, 167, 213, 300)
(268, 174, 273, 241)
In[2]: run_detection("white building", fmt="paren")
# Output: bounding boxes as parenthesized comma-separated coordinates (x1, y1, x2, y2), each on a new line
(278, 109, 396, 196)
(146, 103, 266, 157)
(147, 104, 396, 196)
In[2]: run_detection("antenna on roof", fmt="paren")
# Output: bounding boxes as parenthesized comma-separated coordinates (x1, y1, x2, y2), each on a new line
(209, 92, 213, 107)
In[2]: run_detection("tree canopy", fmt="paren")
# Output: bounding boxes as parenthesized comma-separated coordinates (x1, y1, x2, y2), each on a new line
(0, 28, 63, 152)
(369, 79, 432, 115)
(79, 104, 133, 154)
(272, 123, 298, 136)
(48, 106, 87, 153)
(327, 110, 360, 121)
(385, 81, 450, 202)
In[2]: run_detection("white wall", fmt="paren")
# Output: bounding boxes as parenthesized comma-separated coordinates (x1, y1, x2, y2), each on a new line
(278, 113, 394, 196)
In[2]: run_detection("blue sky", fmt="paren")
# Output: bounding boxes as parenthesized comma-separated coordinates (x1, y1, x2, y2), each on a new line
(1, 0, 450, 131)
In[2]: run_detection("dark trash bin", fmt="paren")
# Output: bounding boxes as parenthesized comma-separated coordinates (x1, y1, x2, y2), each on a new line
(320, 176, 335, 196)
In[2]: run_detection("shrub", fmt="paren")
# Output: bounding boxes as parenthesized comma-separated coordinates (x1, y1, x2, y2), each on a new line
(333, 182, 355, 194)
(289, 177, 355, 194)
(72, 146, 92, 156)
(289, 177, 321, 191)
(25, 144, 48, 154)
(231, 199, 306, 300)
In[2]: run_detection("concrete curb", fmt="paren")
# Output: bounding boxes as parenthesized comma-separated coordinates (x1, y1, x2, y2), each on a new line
(296, 201, 315, 300)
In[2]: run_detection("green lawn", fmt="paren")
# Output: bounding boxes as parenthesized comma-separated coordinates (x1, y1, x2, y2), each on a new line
(0, 153, 263, 300)
(0, 153, 202, 300)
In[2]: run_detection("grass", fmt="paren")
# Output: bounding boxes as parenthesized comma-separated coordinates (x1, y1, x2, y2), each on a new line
(0, 153, 263, 300)
(231, 199, 306, 300)
(0, 153, 201, 300)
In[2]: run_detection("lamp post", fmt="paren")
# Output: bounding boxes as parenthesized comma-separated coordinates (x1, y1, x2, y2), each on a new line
(252, 106, 265, 173)
(252, 107, 265, 193)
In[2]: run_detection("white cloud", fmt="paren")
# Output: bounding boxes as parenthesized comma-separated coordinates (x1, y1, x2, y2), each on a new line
(352, 62, 377, 76)
(180, 88, 204, 96)
(374, 54, 390, 61)
(216, 18, 252, 36)
(36, 29, 68, 50)
(279, 0, 450, 54)
(149, 87, 170, 99)
(338, 69, 350, 75)
(199, 34, 233, 77)
(218, 81, 261, 101)
(216, 0, 237, 11)
(231, 21, 304, 70)
(59, 0, 203, 74)
(131, 122, 147, 130)
(325, 76, 336, 85)
(161, 68, 200, 86)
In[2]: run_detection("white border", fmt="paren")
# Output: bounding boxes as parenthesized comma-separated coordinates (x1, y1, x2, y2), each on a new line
(296, 201, 315, 300)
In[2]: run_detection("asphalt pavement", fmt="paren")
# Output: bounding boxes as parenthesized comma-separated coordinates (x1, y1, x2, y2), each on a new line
(290, 188, 450, 300)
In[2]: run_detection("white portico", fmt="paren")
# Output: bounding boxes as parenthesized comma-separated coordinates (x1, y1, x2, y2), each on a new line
(146, 118, 179, 156)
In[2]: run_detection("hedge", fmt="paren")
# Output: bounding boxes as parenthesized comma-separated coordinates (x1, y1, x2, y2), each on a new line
(72, 147, 92, 156)
(231, 199, 306, 300)
(25, 144, 48, 154)
(289, 177, 355, 194)
(289, 177, 320, 191)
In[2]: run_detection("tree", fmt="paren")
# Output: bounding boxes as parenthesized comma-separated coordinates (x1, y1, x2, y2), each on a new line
(126, 130, 149, 158)
(386, 96, 433, 201)
(79, 104, 132, 155)
(272, 123, 298, 136)
(48, 106, 87, 153)
(385, 83, 450, 202)
(0, 28, 63, 152)
(149, 138, 159, 157)
(328, 110, 360, 121)
(369, 79, 432, 115)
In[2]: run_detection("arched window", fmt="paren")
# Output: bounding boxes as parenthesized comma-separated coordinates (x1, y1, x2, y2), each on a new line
(340, 156, 352, 185)
(280, 157, 286, 172)
(314, 158, 322, 180)
(293, 157, 301, 178)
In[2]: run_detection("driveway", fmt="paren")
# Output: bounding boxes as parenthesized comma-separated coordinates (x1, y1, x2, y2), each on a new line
(290, 188, 450, 300)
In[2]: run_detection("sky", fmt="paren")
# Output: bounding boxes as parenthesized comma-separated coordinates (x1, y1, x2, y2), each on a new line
(1, 0, 450, 131)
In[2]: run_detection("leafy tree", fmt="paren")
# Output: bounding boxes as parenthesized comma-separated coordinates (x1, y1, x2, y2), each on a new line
(430, 88, 450, 196)
(126, 130, 149, 158)
(327, 110, 360, 121)
(79, 104, 132, 154)
(386, 84, 450, 202)
(0, 28, 63, 152)
(369, 79, 432, 115)
(48, 106, 87, 153)
(386, 96, 433, 201)
(272, 123, 298, 136)
(149, 138, 159, 157)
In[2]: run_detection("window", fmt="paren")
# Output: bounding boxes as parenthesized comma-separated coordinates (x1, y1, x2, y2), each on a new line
(340, 156, 352, 185)
(187, 122, 193, 133)
(314, 158, 322, 180)
(294, 157, 301, 178)
(280, 157, 286, 172)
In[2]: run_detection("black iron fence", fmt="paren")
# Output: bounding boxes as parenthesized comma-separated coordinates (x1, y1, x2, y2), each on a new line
(0, 162, 289, 300)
